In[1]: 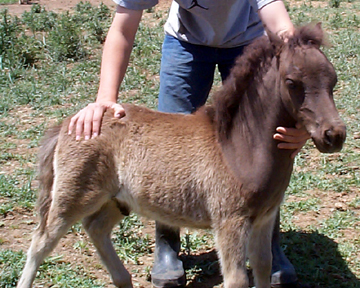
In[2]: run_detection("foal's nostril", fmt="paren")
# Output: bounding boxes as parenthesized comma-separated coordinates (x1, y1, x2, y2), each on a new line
(323, 126, 346, 151)
(324, 129, 333, 146)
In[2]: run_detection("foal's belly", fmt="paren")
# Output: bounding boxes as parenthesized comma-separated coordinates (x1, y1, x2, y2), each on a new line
(115, 186, 213, 229)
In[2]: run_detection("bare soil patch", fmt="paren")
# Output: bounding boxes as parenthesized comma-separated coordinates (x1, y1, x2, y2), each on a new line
(289, 189, 360, 230)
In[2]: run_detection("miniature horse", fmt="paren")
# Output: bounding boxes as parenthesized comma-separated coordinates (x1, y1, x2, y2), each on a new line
(17, 24, 346, 288)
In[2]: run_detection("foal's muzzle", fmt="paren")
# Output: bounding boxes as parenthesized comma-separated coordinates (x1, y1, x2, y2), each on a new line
(313, 124, 346, 153)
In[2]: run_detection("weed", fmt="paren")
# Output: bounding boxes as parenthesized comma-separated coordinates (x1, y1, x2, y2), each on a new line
(0, 250, 25, 288)
(22, 4, 58, 33)
(45, 12, 87, 62)
(112, 214, 152, 264)
(0, 0, 17, 4)
(74, 1, 112, 44)
(181, 230, 214, 255)
(0, 171, 36, 214)
(329, 0, 341, 8)
(73, 240, 89, 254)
(0, 10, 39, 72)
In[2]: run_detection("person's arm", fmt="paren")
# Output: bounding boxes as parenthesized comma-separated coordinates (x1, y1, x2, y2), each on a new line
(68, 6, 143, 140)
(259, 1, 310, 157)
(258, 0, 294, 38)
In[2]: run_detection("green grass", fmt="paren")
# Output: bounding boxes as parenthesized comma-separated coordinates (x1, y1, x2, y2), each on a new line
(112, 214, 152, 264)
(0, 1, 359, 287)
(0, 0, 17, 4)
(0, 170, 36, 213)
(0, 249, 106, 288)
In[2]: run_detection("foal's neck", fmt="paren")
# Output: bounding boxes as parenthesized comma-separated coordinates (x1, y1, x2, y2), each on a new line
(243, 70, 296, 150)
(217, 65, 296, 187)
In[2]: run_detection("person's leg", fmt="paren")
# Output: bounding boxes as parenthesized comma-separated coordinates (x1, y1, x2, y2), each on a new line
(153, 35, 216, 288)
(158, 35, 216, 114)
(217, 45, 245, 82)
(271, 210, 298, 287)
(151, 222, 185, 288)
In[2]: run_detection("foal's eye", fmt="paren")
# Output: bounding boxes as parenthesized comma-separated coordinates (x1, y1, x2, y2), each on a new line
(285, 79, 297, 90)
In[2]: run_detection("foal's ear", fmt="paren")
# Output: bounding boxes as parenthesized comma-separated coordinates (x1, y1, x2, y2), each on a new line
(299, 22, 324, 48)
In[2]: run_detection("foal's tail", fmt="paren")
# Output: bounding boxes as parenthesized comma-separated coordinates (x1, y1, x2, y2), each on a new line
(36, 124, 61, 232)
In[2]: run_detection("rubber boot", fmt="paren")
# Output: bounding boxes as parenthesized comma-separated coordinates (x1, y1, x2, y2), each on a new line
(271, 210, 298, 287)
(151, 222, 186, 288)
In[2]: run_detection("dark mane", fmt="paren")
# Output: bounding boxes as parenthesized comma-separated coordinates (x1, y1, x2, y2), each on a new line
(213, 35, 275, 140)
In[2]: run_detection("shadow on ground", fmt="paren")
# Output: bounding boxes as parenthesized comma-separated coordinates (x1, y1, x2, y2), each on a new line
(180, 249, 222, 288)
(282, 230, 360, 288)
(178, 231, 359, 288)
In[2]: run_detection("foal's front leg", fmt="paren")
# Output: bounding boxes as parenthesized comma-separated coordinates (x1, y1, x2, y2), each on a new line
(214, 217, 251, 288)
(247, 212, 277, 288)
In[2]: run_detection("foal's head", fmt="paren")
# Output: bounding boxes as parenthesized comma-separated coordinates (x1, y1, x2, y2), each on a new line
(275, 23, 346, 153)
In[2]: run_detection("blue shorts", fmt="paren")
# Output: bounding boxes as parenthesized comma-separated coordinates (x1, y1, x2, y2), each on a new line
(158, 34, 246, 114)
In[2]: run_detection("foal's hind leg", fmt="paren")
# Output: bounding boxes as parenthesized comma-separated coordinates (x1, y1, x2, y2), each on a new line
(17, 178, 112, 288)
(17, 206, 80, 288)
(214, 217, 251, 288)
(247, 212, 277, 288)
(82, 200, 132, 288)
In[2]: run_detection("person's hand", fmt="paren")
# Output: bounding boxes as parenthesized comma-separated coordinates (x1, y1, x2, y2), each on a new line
(68, 101, 125, 140)
(273, 123, 311, 158)
(276, 28, 294, 42)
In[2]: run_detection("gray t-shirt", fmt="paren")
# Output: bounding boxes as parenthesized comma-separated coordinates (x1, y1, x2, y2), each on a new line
(113, 0, 275, 48)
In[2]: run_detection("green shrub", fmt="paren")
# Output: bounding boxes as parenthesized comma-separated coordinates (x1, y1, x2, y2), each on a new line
(329, 0, 341, 8)
(73, 1, 112, 44)
(22, 4, 58, 32)
(0, 9, 41, 75)
(45, 12, 87, 62)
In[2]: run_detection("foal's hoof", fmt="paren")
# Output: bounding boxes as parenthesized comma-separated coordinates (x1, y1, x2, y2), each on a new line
(151, 257, 186, 288)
